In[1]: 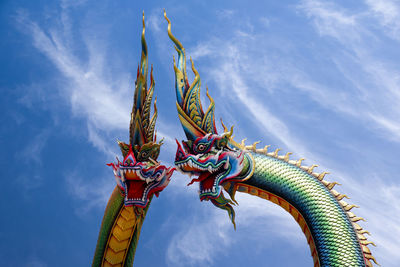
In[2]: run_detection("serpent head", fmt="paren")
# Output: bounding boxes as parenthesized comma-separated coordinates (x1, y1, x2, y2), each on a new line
(165, 11, 254, 228)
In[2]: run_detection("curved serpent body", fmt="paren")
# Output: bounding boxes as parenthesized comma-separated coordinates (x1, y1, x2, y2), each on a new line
(164, 11, 377, 267)
(237, 152, 365, 266)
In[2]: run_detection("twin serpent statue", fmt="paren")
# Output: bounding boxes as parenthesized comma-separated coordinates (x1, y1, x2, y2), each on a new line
(92, 12, 378, 267)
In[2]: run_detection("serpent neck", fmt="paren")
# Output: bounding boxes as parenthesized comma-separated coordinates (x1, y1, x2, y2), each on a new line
(92, 186, 151, 267)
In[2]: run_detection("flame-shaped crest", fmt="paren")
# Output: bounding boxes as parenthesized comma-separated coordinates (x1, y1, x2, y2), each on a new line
(164, 11, 217, 140)
(118, 12, 159, 158)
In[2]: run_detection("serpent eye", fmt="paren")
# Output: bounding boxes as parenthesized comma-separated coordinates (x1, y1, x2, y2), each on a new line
(141, 151, 149, 159)
(197, 144, 207, 152)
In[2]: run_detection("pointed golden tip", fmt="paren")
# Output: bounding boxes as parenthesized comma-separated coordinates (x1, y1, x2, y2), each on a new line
(220, 118, 228, 132)
(240, 138, 247, 147)
(164, 10, 173, 38)
(142, 11, 145, 35)
(296, 158, 305, 167)
(163, 9, 167, 19)
(206, 85, 215, 104)
(273, 148, 281, 157)
(159, 137, 164, 145)
(227, 126, 234, 138)
(284, 152, 292, 161)
(190, 56, 199, 78)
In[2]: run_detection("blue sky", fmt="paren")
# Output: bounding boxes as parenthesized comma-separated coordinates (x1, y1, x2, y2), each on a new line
(1, 0, 400, 266)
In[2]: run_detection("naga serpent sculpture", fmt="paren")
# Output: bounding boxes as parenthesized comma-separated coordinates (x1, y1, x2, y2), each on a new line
(92, 14, 175, 267)
(164, 11, 378, 267)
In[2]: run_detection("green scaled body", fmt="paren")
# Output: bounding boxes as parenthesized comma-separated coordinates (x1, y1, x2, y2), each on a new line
(243, 152, 365, 266)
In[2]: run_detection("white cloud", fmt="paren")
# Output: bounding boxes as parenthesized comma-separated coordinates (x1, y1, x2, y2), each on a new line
(298, 0, 400, 141)
(365, 0, 400, 40)
(65, 168, 114, 215)
(20, 129, 50, 165)
(166, 193, 311, 266)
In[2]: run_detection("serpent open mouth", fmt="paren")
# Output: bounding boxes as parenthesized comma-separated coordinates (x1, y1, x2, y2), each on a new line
(109, 148, 175, 208)
(174, 137, 246, 201)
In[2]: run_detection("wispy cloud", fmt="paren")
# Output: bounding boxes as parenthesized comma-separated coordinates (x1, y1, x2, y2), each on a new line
(166, 193, 306, 266)
(65, 168, 115, 215)
(15, 129, 50, 193)
(19, 128, 50, 165)
(365, 0, 400, 40)
(299, 0, 400, 141)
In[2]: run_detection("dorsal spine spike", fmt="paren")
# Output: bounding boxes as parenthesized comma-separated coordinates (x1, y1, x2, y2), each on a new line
(246, 141, 260, 151)
(317, 171, 329, 181)
(296, 158, 305, 167)
(273, 148, 281, 157)
(359, 230, 371, 235)
(352, 222, 362, 231)
(351, 216, 366, 222)
(307, 164, 319, 174)
(241, 138, 247, 148)
(220, 118, 228, 132)
(252, 141, 260, 150)
(364, 254, 379, 265)
(358, 233, 368, 240)
(263, 145, 271, 154)
(361, 240, 376, 247)
(283, 152, 292, 161)
(345, 204, 359, 211)
(337, 194, 349, 200)
(326, 181, 340, 190)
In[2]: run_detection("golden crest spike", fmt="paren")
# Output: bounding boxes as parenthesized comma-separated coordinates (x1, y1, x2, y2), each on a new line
(296, 158, 305, 167)
(307, 164, 318, 174)
(361, 241, 376, 247)
(347, 212, 356, 218)
(220, 118, 228, 132)
(344, 204, 359, 211)
(351, 217, 366, 222)
(362, 245, 371, 254)
(226, 126, 234, 138)
(364, 254, 379, 266)
(273, 148, 281, 157)
(359, 230, 371, 235)
(357, 233, 368, 240)
(352, 222, 362, 231)
(326, 181, 340, 190)
(284, 152, 292, 161)
(317, 171, 329, 181)
(250, 141, 260, 151)
(336, 194, 349, 200)
(263, 145, 271, 153)
(241, 138, 247, 147)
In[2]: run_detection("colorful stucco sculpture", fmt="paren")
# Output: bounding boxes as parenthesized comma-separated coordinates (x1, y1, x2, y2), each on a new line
(92, 13, 175, 267)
